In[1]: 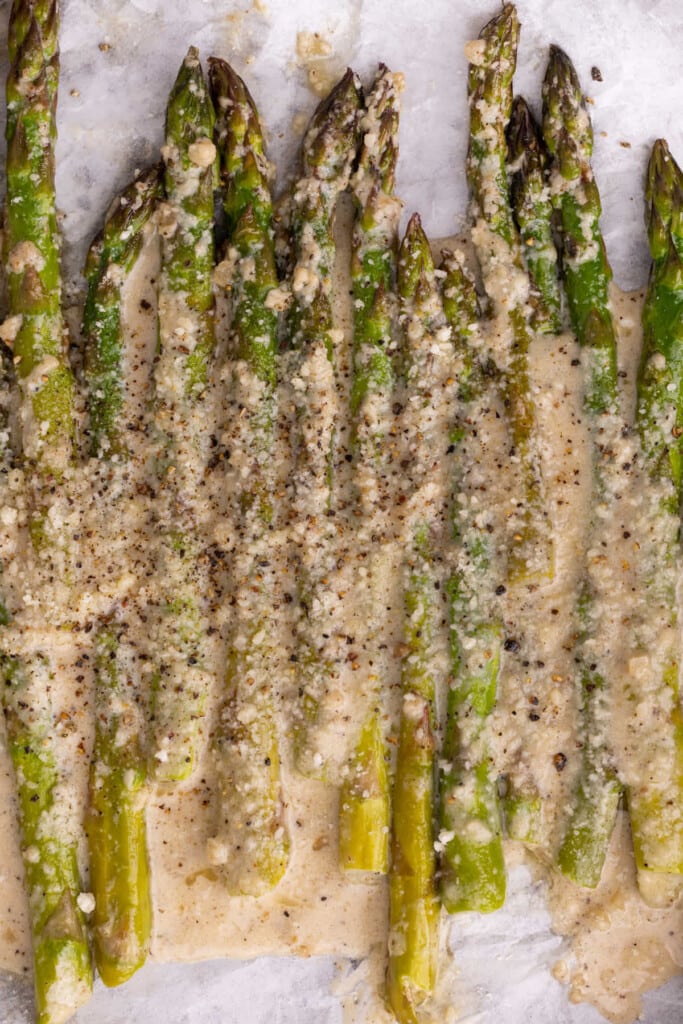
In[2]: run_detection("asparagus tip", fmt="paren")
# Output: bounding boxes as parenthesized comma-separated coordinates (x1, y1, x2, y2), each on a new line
(401, 212, 432, 265)
(208, 54, 258, 115)
(545, 44, 583, 101)
(507, 95, 539, 159)
(542, 42, 592, 178)
(405, 210, 423, 235)
(478, 2, 519, 53)
(355, 63, 401, 198)
(398, 213, 437, 304)
(645, 137, 683, 258)
(646, 137, 682, 197)
(302, 66, 363, 181)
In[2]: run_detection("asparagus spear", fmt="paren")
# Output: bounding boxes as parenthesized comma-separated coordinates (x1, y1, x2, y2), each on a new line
(211, 58, 274, 240)
(84, 164, 163, 457)
(2, 3, 92, 1019)
(387, 687, 439, 1024)
(629, 139, 683, 897)
(286, 68, 362, 355)
(150, 48, 217, 781)
(507, 96, 562, 334)
(5, 0, 74, 477)
(2, 656, 92, 1024)
(339, 64, 402, 874)
(348, 65, 401, 431)
(466, 4, 552, 585)
(86, 626, 151, 986)
(285, 70, 363, 780)
(83, 166, 160, 984)
(542, 45, 622, 887)
(438, 250, 506, 913)
(206, 58, 288, 895)
(339, 712, 391, 874)
(466, 3, 552, 843)
(543, 46, 617, 412)
(440, 248, 481, 397)
(387, 215, 447, 1023)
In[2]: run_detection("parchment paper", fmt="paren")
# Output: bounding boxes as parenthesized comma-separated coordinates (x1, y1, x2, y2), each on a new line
(1, 0, 682, 1021)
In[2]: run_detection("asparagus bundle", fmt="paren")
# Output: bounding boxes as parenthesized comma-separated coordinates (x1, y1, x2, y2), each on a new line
(387, 214, 452, 1023)
(338, 64, 402, 875)
(206, 58, 288, 895)
(438, 250, 506, 913)
(629, 139, 683, 900)
(83, 166, 161, 985)
(542, 45, 623, 887)
(2, 2, 92, 1019)
(285, 70, 363, 780)
(2, 4, 683, 1021)
(150, 48, 218, 781)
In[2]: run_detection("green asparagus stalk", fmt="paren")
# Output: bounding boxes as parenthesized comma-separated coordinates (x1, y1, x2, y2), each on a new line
(5, 0, 74, 478)
(339, 712, 391, 873)
(2, 655, 92, 1024)
(440, 248, 481, 397)
(159, 48, 217, 392)
(466, 4, 552, 585)
(1, 3, 92, 1019)
(286, 68, 362, 355)
(542, 44, 622, 887)
(438, 250, 506, 913)
(387, 215, 446, 1023)
(507, 95, 562, 334)
(286, 70, 363, 780)
(348, 64, 401, 428)
(629, 139, 683, 897)
(466, 6, 517, 248)
(638, 141, 683, 513)
(543, 46, 618, 412)
(387, 687, 439, 1024)
(82, 167, 160, 984)
(84, 164, 163, 457)
(86, 626, 151, 986)
(206, 58, 288, 895)
(466, 2, 553, 844)
(150, 48, 217, 781)
(339, 64, 402, 875)
(211, 58, 273, 240)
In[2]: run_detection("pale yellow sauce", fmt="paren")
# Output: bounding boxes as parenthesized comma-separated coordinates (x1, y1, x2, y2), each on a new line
(295, 32, 342, 98)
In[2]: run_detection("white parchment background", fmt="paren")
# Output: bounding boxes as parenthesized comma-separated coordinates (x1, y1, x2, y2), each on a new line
(1, 0, 682, 1021)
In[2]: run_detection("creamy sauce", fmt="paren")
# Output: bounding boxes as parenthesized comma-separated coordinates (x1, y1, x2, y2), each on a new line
(149, 200, 388, 955)
(295, 32, 343, 99)
(493, 282, 683, 1023)
(549, 811, 683, 1024)
(0, 209, 681, 1024)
